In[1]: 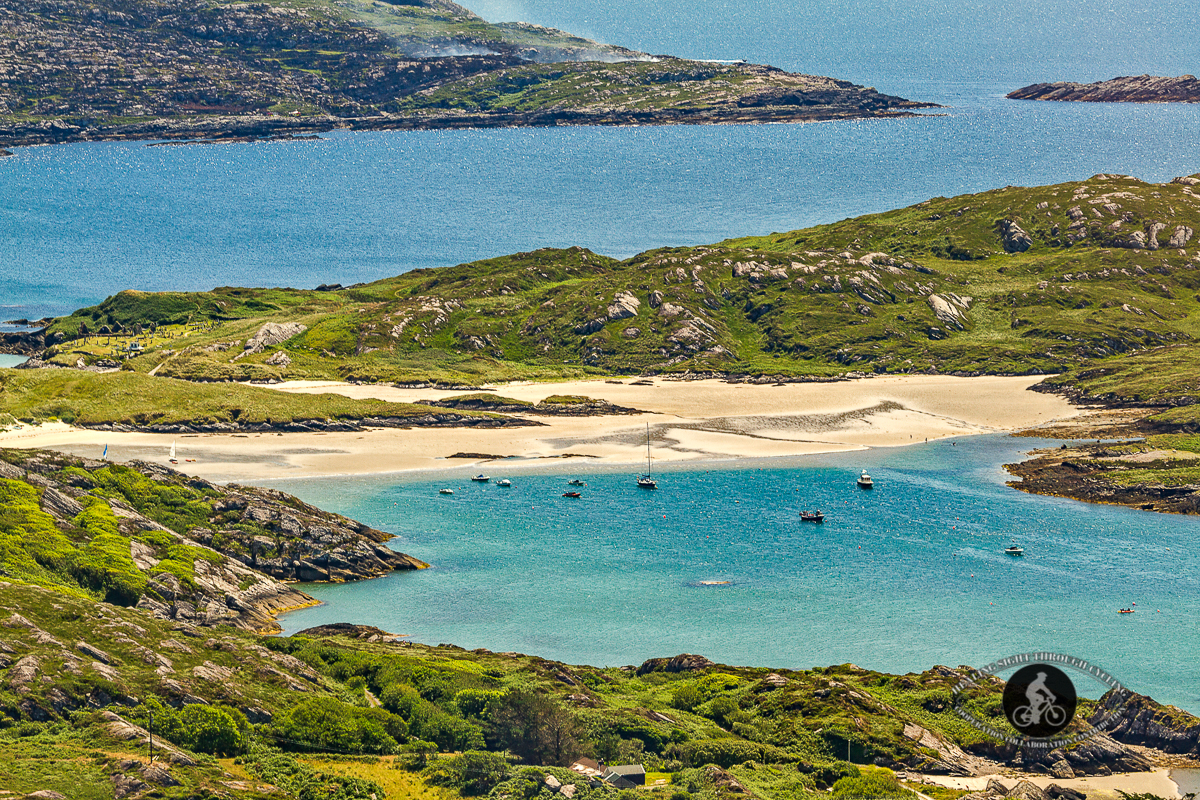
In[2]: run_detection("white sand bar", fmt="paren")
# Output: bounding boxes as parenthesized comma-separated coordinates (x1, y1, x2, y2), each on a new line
(0, 375, 1079, 483)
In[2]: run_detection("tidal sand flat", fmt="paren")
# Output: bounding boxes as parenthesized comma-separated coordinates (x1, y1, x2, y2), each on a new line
(0, 375, 1080, 482)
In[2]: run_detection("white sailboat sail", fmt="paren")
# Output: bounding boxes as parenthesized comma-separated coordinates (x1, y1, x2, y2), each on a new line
(169, 441, 176, 461)
(637, 423, 657, 488)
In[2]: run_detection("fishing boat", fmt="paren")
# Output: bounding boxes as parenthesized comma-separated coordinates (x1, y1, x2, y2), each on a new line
(568, 479, 586, 486)
(637, 423, 657, 489)
(856, 470, 873, 489)
(497, 479, 511, 487)
(563, 491, 582, 498)
(169, 441, 178, 465)
(471, 474, 490, 482)
(800, 511, 825, 523)
(1004, 545, 1024, 556)
(439, 488, 454, 495)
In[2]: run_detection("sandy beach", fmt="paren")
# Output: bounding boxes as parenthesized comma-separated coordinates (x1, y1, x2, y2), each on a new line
(0, 374, 1081, 483)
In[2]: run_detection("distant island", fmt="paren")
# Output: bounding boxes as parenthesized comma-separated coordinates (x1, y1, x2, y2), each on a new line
(1008, 74, 1200, 103)
(0, 0, 936, 147)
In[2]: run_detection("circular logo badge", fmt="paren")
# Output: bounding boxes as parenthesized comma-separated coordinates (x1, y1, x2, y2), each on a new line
(1002, 663, 1077, 738)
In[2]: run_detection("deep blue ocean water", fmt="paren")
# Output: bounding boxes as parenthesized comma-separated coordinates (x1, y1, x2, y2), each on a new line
(2, 0, 1198, 710)
(273, 435, 1200, 712)
(2, 99, 1199, 322)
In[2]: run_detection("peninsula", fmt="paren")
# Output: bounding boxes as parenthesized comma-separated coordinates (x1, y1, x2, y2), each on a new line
(0, 0, 935, 147)
(1008, 75, 1200, 103)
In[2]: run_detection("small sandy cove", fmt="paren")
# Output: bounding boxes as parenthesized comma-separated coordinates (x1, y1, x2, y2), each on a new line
(0, 375, 1079, 483)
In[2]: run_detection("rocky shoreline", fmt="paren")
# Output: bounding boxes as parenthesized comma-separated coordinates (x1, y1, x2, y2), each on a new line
(421, 395, 644, 416)
(1008, 74, 1200, 103)
(0, 102, 938, 149)
(0, 450, 430, 633)
(74, 412, 542, 434)
(1004, 443, 1200, 515)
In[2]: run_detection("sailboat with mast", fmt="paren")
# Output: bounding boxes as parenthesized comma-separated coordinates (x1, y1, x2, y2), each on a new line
(637, 423, 657, 489)
(169, 441, 178, 465)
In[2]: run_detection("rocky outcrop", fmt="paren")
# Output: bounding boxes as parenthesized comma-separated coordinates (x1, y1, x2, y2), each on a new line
(294, 623, 407, 643)
(4, 450, 430, 632)
(606, 292, 641, 321)
(636, 653, 715, 676)
(423, 395, 642, 416)
(927, 293, 973, 330)
(999, 219, 1033, 253)
(0, 326, 46, 355)
(1169, 226, 1195, 248)
(1008, 75, 1200, 103)
(236, 322, 306, 358)
(1091, 689, 1200, 754)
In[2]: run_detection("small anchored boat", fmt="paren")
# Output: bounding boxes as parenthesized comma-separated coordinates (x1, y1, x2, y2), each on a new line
(568, 479, 586, 486)
(800, 511, 825, 523)
(439, 488, 454, 495)
(471, 474, 490, 482)
(497, 479, 511, 487)
(857, 470, 873, 489)
(562, 491, 582, 498)
(1118, 608, 1135, 614)
(637, 422, 657, 489)
(1004, 545, 1024, 556)
(169, 441, 178, 465)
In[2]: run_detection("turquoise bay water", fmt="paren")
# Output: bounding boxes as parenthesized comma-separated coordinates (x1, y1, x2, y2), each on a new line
(274, 435, 1200, 713)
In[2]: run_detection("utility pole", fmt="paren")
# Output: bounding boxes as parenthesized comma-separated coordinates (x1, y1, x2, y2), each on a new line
(149, 709, 154, 764)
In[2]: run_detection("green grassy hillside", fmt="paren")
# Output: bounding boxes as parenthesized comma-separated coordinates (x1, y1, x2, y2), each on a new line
(0, 577, 1184, 799)
(39, 173, 1200, 410)
(0, 369, 502, 429)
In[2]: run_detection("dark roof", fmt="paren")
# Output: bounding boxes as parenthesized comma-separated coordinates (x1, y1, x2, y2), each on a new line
(605, 765, 646, 776)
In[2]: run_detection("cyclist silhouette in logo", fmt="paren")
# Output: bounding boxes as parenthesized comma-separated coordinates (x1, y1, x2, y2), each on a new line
(1013, 671, 1067, 729)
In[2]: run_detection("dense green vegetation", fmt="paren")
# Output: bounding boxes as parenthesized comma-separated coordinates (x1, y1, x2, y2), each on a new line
(1, 574, 1187, 799)
(35, 173, 1200, 420)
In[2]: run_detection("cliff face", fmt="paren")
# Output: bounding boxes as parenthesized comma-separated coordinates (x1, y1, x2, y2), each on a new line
(1008, 75, 1200, 103)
